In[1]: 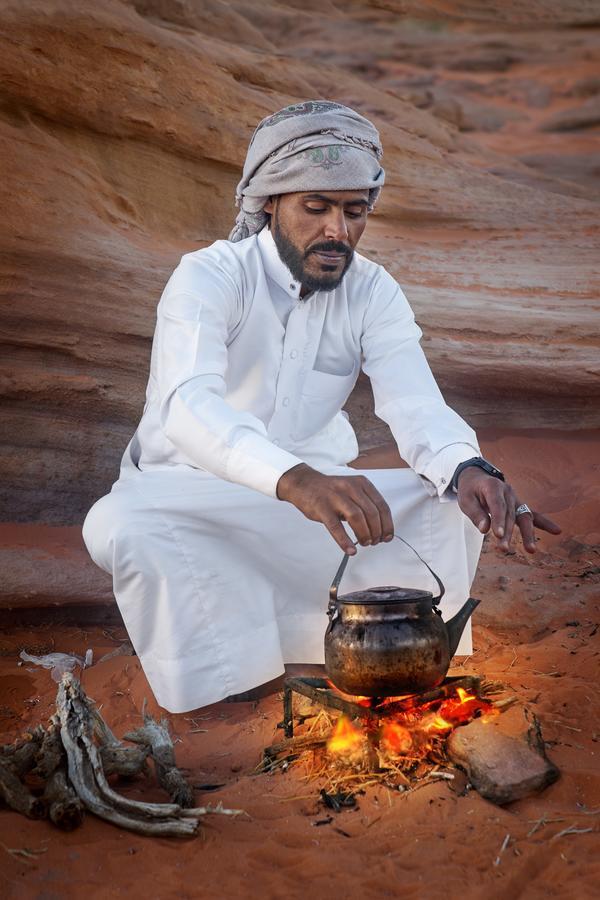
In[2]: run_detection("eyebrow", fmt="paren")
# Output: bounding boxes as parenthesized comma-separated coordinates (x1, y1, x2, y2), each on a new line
(302, 193, 370, 207)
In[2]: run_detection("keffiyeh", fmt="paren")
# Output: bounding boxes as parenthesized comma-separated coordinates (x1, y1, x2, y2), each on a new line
(228, 100, 385, 242)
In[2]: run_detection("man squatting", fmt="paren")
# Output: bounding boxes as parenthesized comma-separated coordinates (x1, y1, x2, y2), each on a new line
(83, 101, 560, 714)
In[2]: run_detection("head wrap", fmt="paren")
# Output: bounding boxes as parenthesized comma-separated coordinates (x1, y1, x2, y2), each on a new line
(228, 100, 385, 242)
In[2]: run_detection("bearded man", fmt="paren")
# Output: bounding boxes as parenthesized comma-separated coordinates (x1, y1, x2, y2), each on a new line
(83, 101, 559, 714)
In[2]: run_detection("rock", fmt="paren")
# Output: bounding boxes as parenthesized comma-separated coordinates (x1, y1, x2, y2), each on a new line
(540, 95, 600, 131)
(447, 705, 559, 805)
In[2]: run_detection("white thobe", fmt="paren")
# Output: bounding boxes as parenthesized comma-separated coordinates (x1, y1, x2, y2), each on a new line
(83, 228, 483, 713)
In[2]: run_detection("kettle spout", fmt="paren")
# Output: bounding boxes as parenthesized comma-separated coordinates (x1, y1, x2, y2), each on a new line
(446, 597, 481, 658)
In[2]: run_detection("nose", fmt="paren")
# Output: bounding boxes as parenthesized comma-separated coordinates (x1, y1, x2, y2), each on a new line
(324, 209, 349, 243)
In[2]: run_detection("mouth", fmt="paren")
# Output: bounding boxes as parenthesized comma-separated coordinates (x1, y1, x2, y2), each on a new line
(311, 250, 348, 265)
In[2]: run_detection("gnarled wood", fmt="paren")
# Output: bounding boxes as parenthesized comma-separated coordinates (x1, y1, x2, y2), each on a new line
(43, 766, 85, 830)
(35, 719, 65, 779)
(0, 759, 46, 819)
(124, 717, 195, 808)
(0, 731, 44, 778)
(100, 744, 150, 778)
(56, 674, 200, 836)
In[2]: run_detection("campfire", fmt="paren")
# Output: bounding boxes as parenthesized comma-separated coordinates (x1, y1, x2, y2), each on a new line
(261, 674, 556, 803)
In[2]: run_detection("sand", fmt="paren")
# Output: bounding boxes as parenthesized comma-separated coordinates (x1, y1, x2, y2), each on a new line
(1, 433, 598, 899)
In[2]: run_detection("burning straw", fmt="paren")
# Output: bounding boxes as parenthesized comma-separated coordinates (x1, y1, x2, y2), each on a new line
(0, 673, 243, 836)
(263, 683, 500, 797)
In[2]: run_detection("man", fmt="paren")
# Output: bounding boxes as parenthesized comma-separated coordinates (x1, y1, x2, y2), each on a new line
(83, 101, 559, 714)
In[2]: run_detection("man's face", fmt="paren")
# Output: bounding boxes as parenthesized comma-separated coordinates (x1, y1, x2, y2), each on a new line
(263, 190, 370, 296)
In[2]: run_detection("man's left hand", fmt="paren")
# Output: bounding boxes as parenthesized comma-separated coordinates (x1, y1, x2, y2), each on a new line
(456, 467, 561, 553)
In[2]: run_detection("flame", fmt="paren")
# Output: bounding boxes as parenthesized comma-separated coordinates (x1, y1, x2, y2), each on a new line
(422, 715, 453, 733)
(327, 716, 365, 754)
(380, 722, 413, 754)
(321, 683, 497, 770)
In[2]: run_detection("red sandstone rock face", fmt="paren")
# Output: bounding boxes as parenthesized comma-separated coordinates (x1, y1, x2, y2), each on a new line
(1, 1, 598, 525)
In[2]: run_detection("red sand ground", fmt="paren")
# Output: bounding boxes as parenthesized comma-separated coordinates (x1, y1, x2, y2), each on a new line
(1, 433, 598, 899)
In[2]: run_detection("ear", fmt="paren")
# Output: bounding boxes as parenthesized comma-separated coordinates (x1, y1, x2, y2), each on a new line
(263, 196, 275, 215)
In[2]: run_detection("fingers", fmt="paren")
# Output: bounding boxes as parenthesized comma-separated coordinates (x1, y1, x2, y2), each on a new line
(360, 479, 395, 542)
(457, 489, 492, 535)
(482, 482, 509, 541)
(325, 476, 394, 551)
(532, 512, 562, 535)
(516, 509, 536, 554)
(323, 516, 357, 556)
(457, 469, 562, 554)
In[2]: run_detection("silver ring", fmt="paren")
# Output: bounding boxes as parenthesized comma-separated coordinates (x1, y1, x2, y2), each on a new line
(515, 503, 532, 517)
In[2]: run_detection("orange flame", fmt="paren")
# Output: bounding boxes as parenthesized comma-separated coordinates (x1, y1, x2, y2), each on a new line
(327, 716, 365, 754)
(422, 715, 453, 733)
(380, 721, 413, 754)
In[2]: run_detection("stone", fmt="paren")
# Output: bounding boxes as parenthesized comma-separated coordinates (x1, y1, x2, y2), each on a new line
(447, 705, 559, 805)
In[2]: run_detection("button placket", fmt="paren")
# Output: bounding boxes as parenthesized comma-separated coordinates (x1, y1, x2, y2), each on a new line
(275, 303, 306, 430)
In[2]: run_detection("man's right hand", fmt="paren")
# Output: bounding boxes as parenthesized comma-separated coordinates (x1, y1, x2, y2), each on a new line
(276, 463, 394, 555)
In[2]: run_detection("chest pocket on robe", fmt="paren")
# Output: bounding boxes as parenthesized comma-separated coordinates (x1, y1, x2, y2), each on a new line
(293, 362, 359, 442)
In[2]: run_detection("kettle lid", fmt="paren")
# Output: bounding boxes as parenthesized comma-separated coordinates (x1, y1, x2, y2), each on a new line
(337, 586, 434, 605)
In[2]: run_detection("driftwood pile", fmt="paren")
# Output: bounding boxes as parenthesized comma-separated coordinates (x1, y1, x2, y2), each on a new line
(0, 673, 241, 837)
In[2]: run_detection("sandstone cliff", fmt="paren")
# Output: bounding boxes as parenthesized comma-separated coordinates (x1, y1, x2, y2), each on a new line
(1, 0, 598, 529)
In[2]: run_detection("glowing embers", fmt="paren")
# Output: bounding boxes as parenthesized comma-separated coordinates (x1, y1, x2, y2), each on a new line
(324, 686, 493, 769)
(268, 675, 498, 793)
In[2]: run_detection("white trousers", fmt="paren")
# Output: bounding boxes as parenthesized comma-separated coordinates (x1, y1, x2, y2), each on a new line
(83, 466, 483, 713)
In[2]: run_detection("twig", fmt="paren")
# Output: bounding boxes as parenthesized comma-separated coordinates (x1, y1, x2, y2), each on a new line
(1, 843, 48, 863)
(492, 696, 518, 711)
(552, 825, 594, 840)
(179, 802, 246, 819)
(493, 833, 511, 866)
(550, 721, 582, 733)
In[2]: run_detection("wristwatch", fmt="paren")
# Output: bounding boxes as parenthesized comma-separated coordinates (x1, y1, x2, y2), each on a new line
(451, 457, 505, 493)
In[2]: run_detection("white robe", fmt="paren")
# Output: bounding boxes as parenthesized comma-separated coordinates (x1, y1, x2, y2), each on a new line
(83, 228, 483, 713)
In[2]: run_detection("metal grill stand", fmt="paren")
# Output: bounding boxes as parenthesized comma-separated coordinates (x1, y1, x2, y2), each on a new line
(280, 674, 482, 738)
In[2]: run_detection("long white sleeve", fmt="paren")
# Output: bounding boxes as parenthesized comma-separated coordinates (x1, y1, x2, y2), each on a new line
(154, 259, 302, 497)
(361, 268, 480, 497)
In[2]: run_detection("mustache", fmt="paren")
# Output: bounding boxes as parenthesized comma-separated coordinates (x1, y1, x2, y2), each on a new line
(306, 241, 352, 258)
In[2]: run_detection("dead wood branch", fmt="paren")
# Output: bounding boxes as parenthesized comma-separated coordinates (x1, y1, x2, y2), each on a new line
(124, 716, 195, 807)
(100, 744, 150, 778)
(264, 734, 329, 759)
(2, 674, 242, 838)
(0, 760, 46, 819)
(35, 720, 65, 779)
(43, 767, 85, 830)
(56, 675, 199, 836)
(73, 693, 150, 779)
(0, 732, 44, 778)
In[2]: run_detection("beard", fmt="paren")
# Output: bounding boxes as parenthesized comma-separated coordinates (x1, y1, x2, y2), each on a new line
(271, 220, 354, 294)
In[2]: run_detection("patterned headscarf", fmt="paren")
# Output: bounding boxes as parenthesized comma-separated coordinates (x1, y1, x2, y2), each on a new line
(228, 100, 385, 242)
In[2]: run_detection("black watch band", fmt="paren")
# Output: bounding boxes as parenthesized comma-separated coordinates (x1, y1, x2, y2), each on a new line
(451, 457, 505, 493)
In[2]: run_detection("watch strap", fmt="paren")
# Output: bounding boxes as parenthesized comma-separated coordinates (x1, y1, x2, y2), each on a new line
(451, 457, 505, 493)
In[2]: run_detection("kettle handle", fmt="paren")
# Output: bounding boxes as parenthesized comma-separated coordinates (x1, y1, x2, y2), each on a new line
(328, 534, 445, 619)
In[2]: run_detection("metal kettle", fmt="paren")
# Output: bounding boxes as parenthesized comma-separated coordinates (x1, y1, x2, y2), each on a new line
(324, 536, 480, 697)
